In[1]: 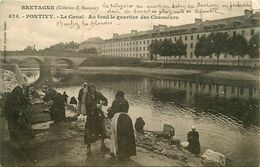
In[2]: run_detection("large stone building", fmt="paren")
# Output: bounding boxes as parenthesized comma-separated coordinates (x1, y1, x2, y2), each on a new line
(79, 37, 104, 53)
(101, 10, 260, 63)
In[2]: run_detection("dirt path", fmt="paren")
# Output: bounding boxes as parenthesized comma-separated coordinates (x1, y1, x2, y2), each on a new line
(1, 120, 184, 166)
(1, 98, 202, 167)
(34, 121, 184, 166)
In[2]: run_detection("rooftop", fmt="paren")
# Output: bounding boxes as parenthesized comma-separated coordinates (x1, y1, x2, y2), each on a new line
(81, 37, 104, 44)
(105, 10, 260, 43)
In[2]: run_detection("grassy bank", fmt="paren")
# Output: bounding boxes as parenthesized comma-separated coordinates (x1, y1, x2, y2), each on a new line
(74, 67, 258, 87)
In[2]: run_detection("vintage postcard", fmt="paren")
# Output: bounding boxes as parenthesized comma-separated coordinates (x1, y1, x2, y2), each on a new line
(0, 0, 259, 166)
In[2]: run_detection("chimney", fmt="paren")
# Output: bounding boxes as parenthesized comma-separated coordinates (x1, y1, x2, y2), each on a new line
(113, 33, 119, 37)
(153, 25, 167, 32)
(158, 25, 167, 31)
(131, 30, 137, 35)
(244, 9, 253, 20)
(195, 18, 202, 24)
(153, 25, 158, 32)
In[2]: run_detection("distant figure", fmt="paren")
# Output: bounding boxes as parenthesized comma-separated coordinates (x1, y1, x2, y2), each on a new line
(108, 91, 136, 161)
(78, 82, 88, 115)
(135, 117, 145, 134)
(70, 96, 78, 105)
(63, 91, 69, 104)
(187, 126, 201, 154)
(43, 89, 65, 123)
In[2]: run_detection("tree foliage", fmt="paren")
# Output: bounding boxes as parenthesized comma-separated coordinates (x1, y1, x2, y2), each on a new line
(175, 39, 187, 63)
(248, 33, 259, 58)
(148, 39, 161, 59)
(79, 47, 98, 54)
(228, 34, 248, 66)
(228, 34, 248, 56)
(208, 32, 229, 65)
(24, 45, 36, 52)
(195, 35, 212, 57)
(210, 32, 229, 56)
(43, 41, 79, 52)
(158, 38, 175, 57)
(195, 32, 252, 66)
(148, 38, 186, 62)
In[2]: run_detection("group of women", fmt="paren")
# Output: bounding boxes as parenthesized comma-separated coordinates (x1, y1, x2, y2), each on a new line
(77, 82, 136, 161)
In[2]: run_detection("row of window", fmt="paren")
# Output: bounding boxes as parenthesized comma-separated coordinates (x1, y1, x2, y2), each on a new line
(102, 40, 150, 48)
(101, 35, 200, 48)
(102, 46, 150, 53)
(102, 42, 196, 54)
(101, 28, 256, 53)
(105, 53, 149, 58)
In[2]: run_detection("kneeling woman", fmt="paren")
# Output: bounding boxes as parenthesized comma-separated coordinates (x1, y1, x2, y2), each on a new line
(108, 91, 136, 161)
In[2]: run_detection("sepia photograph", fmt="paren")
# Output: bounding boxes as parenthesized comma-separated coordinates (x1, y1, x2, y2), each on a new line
(0, 0, 259, 166)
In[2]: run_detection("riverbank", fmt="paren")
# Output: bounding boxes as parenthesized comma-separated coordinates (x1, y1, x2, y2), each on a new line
(74, 67, 259, 86)
(0, 94, 203, 166)
(77, 67, 257, 79)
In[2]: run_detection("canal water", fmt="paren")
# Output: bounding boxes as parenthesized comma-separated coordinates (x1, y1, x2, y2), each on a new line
(22, 70, 260, 166)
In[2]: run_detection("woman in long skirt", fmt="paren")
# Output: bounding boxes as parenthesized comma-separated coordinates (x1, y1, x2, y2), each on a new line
(78, 82, 88, 115)
(108, 91, 136, 161)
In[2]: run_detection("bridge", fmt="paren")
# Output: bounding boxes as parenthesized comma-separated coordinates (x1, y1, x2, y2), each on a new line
(0, 51, 99, 83)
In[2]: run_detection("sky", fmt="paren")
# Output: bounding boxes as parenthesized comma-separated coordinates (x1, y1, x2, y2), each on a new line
(0, 0, 257, 51)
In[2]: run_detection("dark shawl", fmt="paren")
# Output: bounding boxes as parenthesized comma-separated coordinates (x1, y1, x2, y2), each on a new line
(187, 130, 201, 154)
(84, 91, 108, 144)
(108, 98, 129, 119)
(43, 90, 65, 122)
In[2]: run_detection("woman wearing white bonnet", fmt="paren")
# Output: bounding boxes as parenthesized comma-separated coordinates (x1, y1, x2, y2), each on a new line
(187, 125, 200, 154)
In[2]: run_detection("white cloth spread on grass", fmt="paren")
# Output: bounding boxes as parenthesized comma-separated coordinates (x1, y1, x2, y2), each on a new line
(201, 149, 226, 167)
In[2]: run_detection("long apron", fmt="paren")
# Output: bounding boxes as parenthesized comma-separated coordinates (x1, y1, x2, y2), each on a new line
(110, 113, 136, 157)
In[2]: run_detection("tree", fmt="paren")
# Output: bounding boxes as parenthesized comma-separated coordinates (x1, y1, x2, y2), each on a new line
(228, 34, 248, 66)
(174, 39, 186, 64)
(248, 33, 259, 58)
(157, 38, 175, 63)
(24, 45, 36, 52)
(208, 32, 229, 66)
(195, 35, 212, 64)
(148, 39, 161, 60)
(43, 41, 79, 52)
(79, 47, 98, 54)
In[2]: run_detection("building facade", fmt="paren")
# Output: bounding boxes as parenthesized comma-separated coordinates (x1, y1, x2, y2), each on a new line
(79, 37, 104, 54)
(100, 10, 260, 64)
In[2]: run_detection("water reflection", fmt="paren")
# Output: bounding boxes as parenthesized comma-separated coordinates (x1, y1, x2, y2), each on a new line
(150, 78, 259, 100)
(150, 83, 259, 127)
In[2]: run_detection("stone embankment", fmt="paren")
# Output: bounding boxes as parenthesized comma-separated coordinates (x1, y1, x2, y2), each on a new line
(0, 68, 20, 92)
